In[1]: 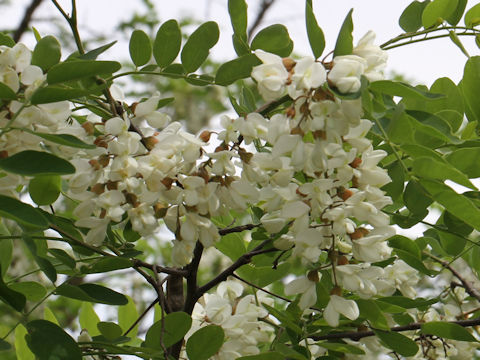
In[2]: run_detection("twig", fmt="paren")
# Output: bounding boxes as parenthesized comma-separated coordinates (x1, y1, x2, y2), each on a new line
(425, 252, 480, 302)
(123, 297, 159, 336)
(196, 239, 278, 298)
(248, 0, 276, 41)
(13, 0, 44, 42)
(133, 259, 187, 277)
(311, 317, 480, 341)
(51, 0, 85, 54)
(218, 223, 260, 236)
(183, 242, 204, 314)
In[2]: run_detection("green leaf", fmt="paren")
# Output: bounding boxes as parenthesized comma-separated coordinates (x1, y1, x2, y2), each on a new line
(403, 179, 432, 217)
(0, 339, 10, 351)
(420, 179, 480, 230)
(29, 175, 61, 206)
(422, 0, 458, 28)
(0, 150, 75, 176)
(449, 30, 470, 57)
(251, 24, 293, 57)
(356, 299, 390, 331)
(446, 147, 480, 178)
(412, 156, 476, 189)
(465, 3, 480, 27)
(446, 0, 467, 25)
(0, 82, 17, 100)
(388, 235, 421, 258)
(26, 320, 82, 360)
(118, 296, 138, 337)
(305, 0, 325, 59)
(238, 353, 283, 360)
(0, 33, 15, 47)
(9, 282, 46, 302)
(44, 307, 59, 325)
(79, 302, 101, 336)
(56, 283, 128, 305)
(370, 80, 444, 100)
(129, 30, 152, 67)
(79, 41, 117, 60)
(461, 57, 480, 123)
(382, 160, 405, 201)
(427, 77, 464, 131)
(30, 85, 100, 104)
(87, 257, 132, 273)
(0, 239, 12, 277)
(23, 237, 57, 283)
(97, 322, 123, 340)
(181, 21, 219, 73)
(229, 0, 248, 39)
(374, 330, 419, 357)
(262, 303, 302, 334)
(15, 324, 35, 360)
(0, 266, 26, 311)
(186, 325, 224, 360)
(399, 1, 431, 32)
(333, 9, 354, 56)
(422, 321, 477, 341)
(0, 195, 48, 230)
(317, 342, 365, 355)
(145, 312, 192, 349)
(20, 129, 96, 149)
(215, 54, 261, 86)
(47, 60, 121, 84)
(49, 248, 76, 269)
(153, 20, 182, 68)
(31, 35, 61, 71)
(377, 296, 438, 309)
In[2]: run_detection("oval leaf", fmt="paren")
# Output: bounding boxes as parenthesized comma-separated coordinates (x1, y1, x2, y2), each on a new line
(0, 268, 26, 312)
(56, 283, 128, 305)
(15, 325, 35, 360)
(422, 0, 458, 28)
(30, 85, 100, 104)
(26, 320, 82, 360)
(47, 60, 121, 84)
(9, 281, 47, 302)
(215, 54, 261, 86)
(29, 175, 61, 206)
(0, 195, 48, 230)
(251, 24, 293, 57)
(186, 325, 224, 360)
(31, 35, 61, 71)
(422, 321, 477, 342)
(154, 20, 182, 68)
(97, 321, 123, 340)
(129, 30, 152, 67)
(464, 3, 480, 27)
(0, 82, 17, 100)
(21, 129, 96, 149)
(374, 330, 419, 357)
(181, 21, 219, 73)
(399, 1, 430, 32)
(145, 311, 192, 349)
(0, 150, 75, 176)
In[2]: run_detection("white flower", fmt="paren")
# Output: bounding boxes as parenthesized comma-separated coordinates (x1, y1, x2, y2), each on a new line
(288, 57, 326, 97)
(324, 295, 359, 327)
(251, 50, 288, 101)
(134, 96, 171, 129)
(353, 31, 387, 82)
(328, 55, 366, 93)
(284, 273, 320, 310)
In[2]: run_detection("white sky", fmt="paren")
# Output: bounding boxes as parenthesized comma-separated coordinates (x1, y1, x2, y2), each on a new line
(4, 0, 478, 86)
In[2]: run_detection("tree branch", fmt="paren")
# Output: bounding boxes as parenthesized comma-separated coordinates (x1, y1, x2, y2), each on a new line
(311, 317, 480, 341)
(13, 0, 44, 42)
(183, 242, 204, 314)
(133, 259, 187, 277)
(248, 0, 276, 41)
(425, 252, 480, 302)
(195, 239, 278, 299)
(218, 223, 260, 236)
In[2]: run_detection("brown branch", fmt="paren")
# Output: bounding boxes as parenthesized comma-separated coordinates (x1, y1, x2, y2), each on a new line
(133, 259, 187, 277)
(13, 0, 44, 42)
(426, 252, 480, 302)
(196, 239, 278, 298)
(248, 0, 276, 41)
(183, 242, 204, 314)
(311, 317, 480, 341)
(218, 223, 260, 236)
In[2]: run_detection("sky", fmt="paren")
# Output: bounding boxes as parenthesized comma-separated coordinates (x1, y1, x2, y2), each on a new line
(3, 0, 478, 87)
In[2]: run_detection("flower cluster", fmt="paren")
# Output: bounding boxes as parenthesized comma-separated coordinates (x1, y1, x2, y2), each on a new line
(187, 280, 274, 359)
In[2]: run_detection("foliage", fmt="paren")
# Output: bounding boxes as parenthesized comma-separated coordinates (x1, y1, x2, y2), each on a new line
(1, 1, 480, 359)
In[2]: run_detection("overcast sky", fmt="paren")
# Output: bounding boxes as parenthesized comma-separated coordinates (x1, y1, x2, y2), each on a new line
(4, 0, 477, 86)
